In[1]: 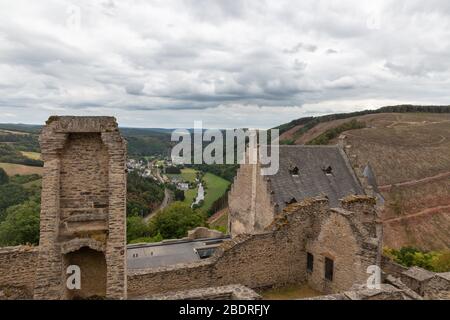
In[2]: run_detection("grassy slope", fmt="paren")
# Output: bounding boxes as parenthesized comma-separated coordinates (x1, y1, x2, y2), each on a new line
(178, 170, 230, 214)
(167, 168, 198, 183)
(209, 208, 229, 230)
(180, 168, 197, 182)
(183, 188, 197, 205)
(202, 172, 230, 213)
(23, 178, 42, 189)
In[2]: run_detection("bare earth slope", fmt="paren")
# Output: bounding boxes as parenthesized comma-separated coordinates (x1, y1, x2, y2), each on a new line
(283, 112, 450, 250)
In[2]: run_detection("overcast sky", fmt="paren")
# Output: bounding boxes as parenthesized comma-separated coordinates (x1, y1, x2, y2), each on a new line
(0, 0, 449, 128)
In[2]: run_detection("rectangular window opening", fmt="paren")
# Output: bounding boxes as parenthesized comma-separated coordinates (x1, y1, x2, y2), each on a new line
(307, 252, 314, 273)
(325, 257, 334, 281)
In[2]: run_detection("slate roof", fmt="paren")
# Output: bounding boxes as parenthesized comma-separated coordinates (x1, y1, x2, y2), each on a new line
(265, 145, 364, 210)
(363, 163, 380, 193)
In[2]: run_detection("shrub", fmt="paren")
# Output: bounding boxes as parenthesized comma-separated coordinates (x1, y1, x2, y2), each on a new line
(0, 168, 8, 185)
(383, 246, 450, 272)
(0, 199, 40, 246)
(150, 202, 205, 239)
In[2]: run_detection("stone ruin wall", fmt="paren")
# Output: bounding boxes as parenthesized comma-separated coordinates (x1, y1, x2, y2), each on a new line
(228, 162, 274, 236)
(128, 196, 380, 298)
(0, 246, 38, 298)
(187, 227, 224, 240)
(228, 164, 254, 235)
(253, 166, 276, 232)
(127, 230, 298, 298)
(146, 285, 262, 300)
(381, 255, 408, 278)
(33, 116, 127, 300)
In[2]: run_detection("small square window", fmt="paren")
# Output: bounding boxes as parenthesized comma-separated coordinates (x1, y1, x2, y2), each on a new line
(323, 166, 333, 175)
(325, 257, 334, 281)
(289, 166, 299, 176)
(307, 252, 314, 273)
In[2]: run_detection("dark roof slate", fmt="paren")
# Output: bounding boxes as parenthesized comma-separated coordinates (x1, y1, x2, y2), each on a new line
(266, 145, 364, 210)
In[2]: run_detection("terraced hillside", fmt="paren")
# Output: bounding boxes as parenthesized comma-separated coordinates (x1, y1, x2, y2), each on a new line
(280, 110, 450, 251)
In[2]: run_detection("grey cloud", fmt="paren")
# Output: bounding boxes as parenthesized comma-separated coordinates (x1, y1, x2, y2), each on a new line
(125, 83, 145, 96)
(283, 42, 318, 54)
(182, 0, 247, 22)
(0, 0, 450, 128)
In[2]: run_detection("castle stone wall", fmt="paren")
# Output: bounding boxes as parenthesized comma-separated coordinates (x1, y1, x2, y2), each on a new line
(228, 162, 274, 236)
(128, 197, 380, 298)
(0, 246, 39, 298)
(228, 164, 255, 235)
(33, 116, 127, 300)
(253, 167, 276, 231)
(306, 211, 377, 294)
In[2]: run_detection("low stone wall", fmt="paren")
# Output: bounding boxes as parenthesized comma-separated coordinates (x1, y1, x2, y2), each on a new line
(304, 284, 410, 300)
(186, 227, 224, 240)
(128, 261, 213, 297)
(423, 273, 450, 300)
(127, 232, 300, 298)
(143, 285, 261, 300)
(0, 246, 39, 299)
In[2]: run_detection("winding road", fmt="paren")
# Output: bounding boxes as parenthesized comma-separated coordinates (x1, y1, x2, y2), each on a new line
(144, 188, 173, 222)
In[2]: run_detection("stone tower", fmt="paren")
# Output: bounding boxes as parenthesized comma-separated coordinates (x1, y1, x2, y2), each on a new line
(33, 116, 127, 300)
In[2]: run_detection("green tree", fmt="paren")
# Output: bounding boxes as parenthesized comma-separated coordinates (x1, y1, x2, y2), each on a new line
(150, 202, 205, 239)
(0, 168, 8, 185)
(165, 166, 181, 174)
(383, 246, 450, 272)
(0, 199, 40, 246)
(174, 189, 185, 201)
(127, 171, 164, 217)
(431, 251, 450, 272)
(9, 174, 40, 185)
(0, 183, 29, 220)
(126, 216, 152, 243)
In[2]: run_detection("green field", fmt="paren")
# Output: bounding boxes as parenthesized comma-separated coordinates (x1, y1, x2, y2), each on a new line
(183, 188, 197, 205)
(209, 211, 229, 230)
(177, 171, 230, 213)
(167, 168, 198, 183)
(201, 173, 230, 213)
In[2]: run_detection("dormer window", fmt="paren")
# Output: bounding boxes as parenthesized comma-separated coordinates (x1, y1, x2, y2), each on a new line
(323, 166, 333, 176)
(286, 197, 297, 205)
(290, 166, 299, 176)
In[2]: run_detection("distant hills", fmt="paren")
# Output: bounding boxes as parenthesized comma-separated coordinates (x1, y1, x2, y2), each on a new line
(277, 105, 450, 145)
(0, 124, 174, 158)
